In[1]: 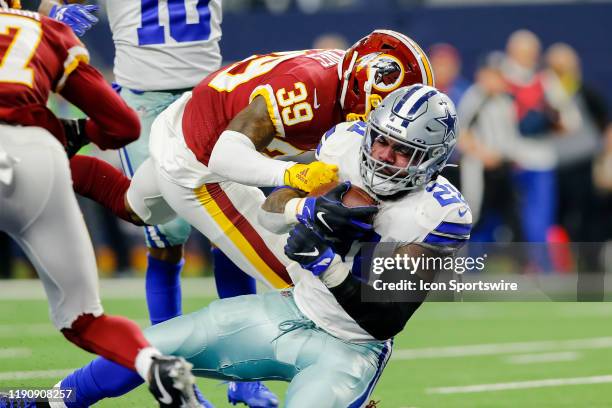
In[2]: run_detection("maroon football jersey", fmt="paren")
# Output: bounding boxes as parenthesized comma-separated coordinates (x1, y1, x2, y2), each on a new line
(182, 49, 345, 165)
(0, 8, 88, 140)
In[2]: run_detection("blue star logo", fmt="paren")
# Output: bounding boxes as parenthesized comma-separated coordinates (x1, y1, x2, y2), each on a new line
(435, 108, 457, 140)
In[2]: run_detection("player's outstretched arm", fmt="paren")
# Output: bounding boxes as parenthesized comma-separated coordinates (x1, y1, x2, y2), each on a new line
(208, 96, 338, 191)
(60, 63, 141, 150)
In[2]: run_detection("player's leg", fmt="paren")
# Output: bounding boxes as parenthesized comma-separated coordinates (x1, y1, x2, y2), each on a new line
(118, 88, 192, 325)
(128, 120, 275, 406)
(119, 87, 215, 406)
(284, 338, 392, 408)
(0, 126, 199, 406)
(211, 246, 273, 407)
(1, 127, 140, 366)
(143, 291, 298, 380)
(130, 161, 287, 405)
(57, 290, 305, 406)
(138, 173, 293, 289)
(212, 246, 257, 298)
(60, 156, 204, 408)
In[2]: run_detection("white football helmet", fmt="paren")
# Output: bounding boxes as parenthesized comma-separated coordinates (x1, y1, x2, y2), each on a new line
(360, 84, 458, 196)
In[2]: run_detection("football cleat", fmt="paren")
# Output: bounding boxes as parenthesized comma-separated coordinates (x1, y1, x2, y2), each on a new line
(148, 355, 202, 408)
(227, 381, 279, 408)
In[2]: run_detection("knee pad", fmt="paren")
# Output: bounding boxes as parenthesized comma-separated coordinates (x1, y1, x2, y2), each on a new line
(126, 159, 177, 226)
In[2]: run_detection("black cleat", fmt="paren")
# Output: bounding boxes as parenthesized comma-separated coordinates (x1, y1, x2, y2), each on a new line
(148, 355, 202, 408)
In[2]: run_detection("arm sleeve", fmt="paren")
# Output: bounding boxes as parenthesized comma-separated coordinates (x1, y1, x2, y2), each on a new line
(208, 130, 294, 187)
(328, 274, 424, 340)
(324, 244, 446, 340)
(59, 63, 140, 150)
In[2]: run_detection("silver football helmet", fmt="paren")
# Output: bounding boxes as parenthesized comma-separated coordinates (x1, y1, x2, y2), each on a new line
(360, 84, 458, 196)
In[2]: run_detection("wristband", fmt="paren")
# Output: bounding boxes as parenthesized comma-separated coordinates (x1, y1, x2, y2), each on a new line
(283, 197, 305, 225)
(320, 255, 349, 288)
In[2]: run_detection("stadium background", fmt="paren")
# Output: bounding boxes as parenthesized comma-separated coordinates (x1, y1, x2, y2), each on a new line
(2, 1, 612, 406)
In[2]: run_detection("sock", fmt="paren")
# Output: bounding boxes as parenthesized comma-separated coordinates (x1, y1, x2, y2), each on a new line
(60, 357, 144, 408)
(146, 255, 184, 325)
(62, 314, 149, 370)
(69, 155, 134, 223)
(135, 347, 161, 381)
(212, 247, 256, 298)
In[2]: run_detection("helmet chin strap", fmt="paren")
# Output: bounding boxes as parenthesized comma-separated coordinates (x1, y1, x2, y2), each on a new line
(346, 94, 382, 122)
(339, 51, 358, 110)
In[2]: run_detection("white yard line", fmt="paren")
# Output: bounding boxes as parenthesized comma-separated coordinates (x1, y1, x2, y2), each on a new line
(0, 348, 31, 359)
(504, 351, 580, 364)
(0, 369, 73, 381)
(393, 337, 612, 360)
(427, 375, 612, 394)
(0, 277, 220, 299)
(0, 323, 57, 338)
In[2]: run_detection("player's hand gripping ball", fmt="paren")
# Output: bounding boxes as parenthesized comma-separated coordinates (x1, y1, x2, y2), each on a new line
(283, 161, 338, 193)
(297, 181, 378, 240)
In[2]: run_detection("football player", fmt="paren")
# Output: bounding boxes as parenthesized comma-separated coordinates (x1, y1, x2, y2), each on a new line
(54, 85, 471, 407)
(70, 29, 434, 290)
(0, 2, 203, 407)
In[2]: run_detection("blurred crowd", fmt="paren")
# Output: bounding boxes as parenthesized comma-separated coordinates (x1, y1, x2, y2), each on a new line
(436, 29, 611, 273)
(1, 28, 611, 278)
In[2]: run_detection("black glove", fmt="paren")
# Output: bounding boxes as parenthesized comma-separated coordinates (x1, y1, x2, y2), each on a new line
(62, 118, 89, 158)
(296, 181, 378, 240)
(284, 223, 337, 276)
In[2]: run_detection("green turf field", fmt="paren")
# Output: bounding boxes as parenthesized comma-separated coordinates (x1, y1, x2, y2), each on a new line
(2, 286, 612, 407)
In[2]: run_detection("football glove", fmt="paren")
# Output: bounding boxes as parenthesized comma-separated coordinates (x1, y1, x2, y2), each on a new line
(49, 4, 99, 37)
(285, 224, 337, 276)
(283, 161, 338, 193)
(297, 181, 378, 239)
(62, 118, 89, 158)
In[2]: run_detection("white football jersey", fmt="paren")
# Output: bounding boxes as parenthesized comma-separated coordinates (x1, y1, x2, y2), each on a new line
(291, 121, 473, 342)
(105, 0, 222, 91)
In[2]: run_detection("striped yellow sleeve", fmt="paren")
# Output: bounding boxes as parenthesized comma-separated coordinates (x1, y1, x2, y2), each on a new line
(249, 85, 285, 138)
(55, 45, 90, 91)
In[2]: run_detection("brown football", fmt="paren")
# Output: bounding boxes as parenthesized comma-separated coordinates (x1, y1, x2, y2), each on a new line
(309, 181, 378, 208)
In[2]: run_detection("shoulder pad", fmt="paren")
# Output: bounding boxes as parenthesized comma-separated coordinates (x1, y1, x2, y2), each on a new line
(416, 178, 472, 247)
(315, 121, 365, 162)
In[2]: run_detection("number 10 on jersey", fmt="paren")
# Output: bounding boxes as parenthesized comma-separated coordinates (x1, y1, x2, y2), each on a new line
(138, 0, 212, 45)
